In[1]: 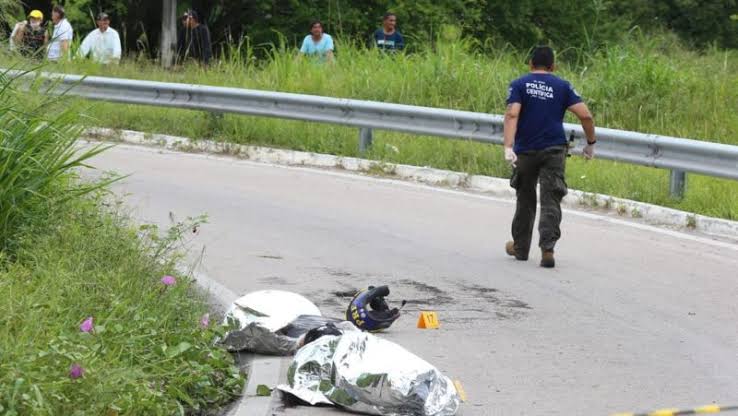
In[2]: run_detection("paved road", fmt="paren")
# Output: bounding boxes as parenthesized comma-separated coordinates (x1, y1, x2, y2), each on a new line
(89, 144, 738, 416)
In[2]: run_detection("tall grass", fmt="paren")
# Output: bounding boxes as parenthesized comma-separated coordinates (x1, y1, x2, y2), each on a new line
(0, 193, 244, 414)
(0, 69, 244, 414)
(3, 31, 736, 220)
(0, 70, 110, 252)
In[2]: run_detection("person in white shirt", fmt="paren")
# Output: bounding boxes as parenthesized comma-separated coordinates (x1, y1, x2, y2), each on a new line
(47, 5, 73, 61)
(78, 13, 122, 64)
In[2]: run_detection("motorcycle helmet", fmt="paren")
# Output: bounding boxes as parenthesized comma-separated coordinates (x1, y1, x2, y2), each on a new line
(346, 285, 402, 331)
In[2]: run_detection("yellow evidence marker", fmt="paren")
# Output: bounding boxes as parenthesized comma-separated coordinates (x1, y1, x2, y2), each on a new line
(417, 311, 440, 329)
(453, 380, 467, 402)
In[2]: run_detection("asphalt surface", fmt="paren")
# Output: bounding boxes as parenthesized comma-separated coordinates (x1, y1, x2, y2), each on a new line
(88, 144, 738, 416)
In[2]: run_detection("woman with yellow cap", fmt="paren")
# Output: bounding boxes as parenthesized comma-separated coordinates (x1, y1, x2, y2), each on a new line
(11, 10, 48, 58)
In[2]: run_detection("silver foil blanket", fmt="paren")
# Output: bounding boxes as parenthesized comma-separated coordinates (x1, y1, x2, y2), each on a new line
(278, 331, 460, 416)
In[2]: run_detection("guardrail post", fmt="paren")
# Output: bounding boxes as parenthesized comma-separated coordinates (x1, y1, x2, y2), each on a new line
(359, 127, 373, 153)
(669, 169, 686, 199)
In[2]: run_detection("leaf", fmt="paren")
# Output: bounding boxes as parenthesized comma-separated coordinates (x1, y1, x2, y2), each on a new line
(255, 385, 272, 396)
(32, 385, 44, 406)
(166, 342, 192, 358)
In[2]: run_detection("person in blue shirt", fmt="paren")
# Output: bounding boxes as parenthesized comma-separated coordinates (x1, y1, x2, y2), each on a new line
(503, 46, 596, 268)
(373, 13, 404, 52)
(300, 20, 334, 62)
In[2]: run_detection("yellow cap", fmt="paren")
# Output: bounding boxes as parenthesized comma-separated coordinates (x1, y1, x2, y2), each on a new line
(28, 10, 43, 20)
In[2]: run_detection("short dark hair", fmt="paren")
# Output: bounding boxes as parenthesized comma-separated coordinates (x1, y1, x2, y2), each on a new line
(530, 46, 555, 70)
(383, 12, 397, 21)
(52, 5, 65, 18)
(185, 9, 199, 22)
(310, 20, 322, 30)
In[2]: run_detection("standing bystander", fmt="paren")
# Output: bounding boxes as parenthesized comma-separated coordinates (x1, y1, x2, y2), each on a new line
(373, 13, 404, 52)
(78, 13, 122, 64)
(47, 5, 73, 61)
(299, 20, 334, 63)
(176, 10, 212, 65)
(10, 10, 48, 57)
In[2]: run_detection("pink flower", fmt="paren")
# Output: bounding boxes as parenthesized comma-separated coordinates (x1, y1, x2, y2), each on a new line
(69, 363, 85, 379)
(199, 313, 210, 329)
(80, 317, 94, 333)
(161, 275, 176, 286)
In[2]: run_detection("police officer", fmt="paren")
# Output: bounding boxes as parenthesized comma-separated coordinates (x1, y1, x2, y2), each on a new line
(503, 46, 596, 268)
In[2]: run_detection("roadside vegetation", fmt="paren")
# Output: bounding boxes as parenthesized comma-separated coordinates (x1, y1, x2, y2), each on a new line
(0, 72, 243, 414)
(4, 30, 736, 220)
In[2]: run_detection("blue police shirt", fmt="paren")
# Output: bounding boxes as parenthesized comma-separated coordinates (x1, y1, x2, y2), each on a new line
(506, 73, 582, 153)
(373, 29, 404, 51)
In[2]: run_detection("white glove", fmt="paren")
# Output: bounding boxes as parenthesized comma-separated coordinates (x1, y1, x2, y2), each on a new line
(504, 147, 517, 167)
(583, 142, 595, 160)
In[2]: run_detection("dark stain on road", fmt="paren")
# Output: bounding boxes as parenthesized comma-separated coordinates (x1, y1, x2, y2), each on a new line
(504, 299, 532, 309)
(398, 278, 454, 306)
(306, 288, 360, 311)
(332, 289, 359, 298)
(303, 275, 531, 325)
(325, 268, 353, 278)
(450, 282, 532, 321)
(257, 254, 284, 260)
(257, 276, 292, 285)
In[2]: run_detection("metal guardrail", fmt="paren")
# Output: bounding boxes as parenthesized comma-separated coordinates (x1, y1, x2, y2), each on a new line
(6, 69, 738, 197)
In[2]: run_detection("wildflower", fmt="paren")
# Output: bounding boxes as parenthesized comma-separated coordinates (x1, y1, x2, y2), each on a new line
(161, 275, 176, 286)
(199, 313, 210, 329)
(80, 316, 94, 333)
(70, 363, 85, 379)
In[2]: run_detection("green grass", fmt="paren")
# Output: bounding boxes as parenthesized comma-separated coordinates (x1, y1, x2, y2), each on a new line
(4, 32, 737, 220)
(0, 197, 243, 415)
(0, 72, 243, 415)
(0, 69, 110, 252)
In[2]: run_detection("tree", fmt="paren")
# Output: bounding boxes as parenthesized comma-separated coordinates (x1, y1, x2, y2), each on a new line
(611, 0, 738, 48)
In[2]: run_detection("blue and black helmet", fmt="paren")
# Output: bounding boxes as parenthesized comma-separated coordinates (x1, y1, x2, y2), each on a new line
(346, 286, 402, 332)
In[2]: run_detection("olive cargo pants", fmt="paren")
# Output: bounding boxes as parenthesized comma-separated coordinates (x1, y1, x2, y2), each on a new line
(510, 145, 568, 257)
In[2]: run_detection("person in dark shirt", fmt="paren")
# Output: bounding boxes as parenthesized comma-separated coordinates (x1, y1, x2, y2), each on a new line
(177, 9, 212, 65)
(373, 13, 404, 52)
(503, 46, 596, 268)
(11, 10, 48, 58)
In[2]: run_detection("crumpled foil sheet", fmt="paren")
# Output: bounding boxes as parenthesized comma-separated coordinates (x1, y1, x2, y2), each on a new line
(222, 313, 359, 355)
(277, 331, 460, 416)
(221, 290, 330, 355)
